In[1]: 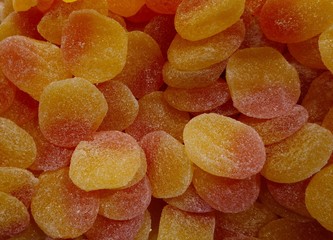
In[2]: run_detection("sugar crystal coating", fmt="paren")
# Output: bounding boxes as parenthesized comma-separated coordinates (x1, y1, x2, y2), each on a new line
(134, 210, 152, 240)
(0, 72, 16, 114)
(319, 25, 333, 73)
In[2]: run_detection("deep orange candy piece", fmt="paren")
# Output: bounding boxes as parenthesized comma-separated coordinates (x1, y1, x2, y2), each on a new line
(31, 168, 99, 239)
(146, 0, 182, 14)
(183, 113, 266, 179)
(61, 9, 128, 84)
(38, 77, 108, 148)
(134, 210, 151, 240)
(262, 123, 333, 183)
(157, 205, 215, 240)
(112, 31, 164, 99)
(244, 0, 266, 16)
(319, 25, 333, 73)
(0, 72, 16, 114)
(193, 167, 261, 213)
(0, 35, 71, 101)
(99, 176, 151, 220)
(37, 0, 108, 45)
(69, 131, 144, 191)
(85, 214, 145, 240)
(97, 81, 139, 132)
(174, 0, 245, 41)
(0, 192, 30, 239)
(140, 131, 193, 198)
(226, 47, 300, 119)
(12, 0, 37, 12)
(163, 80, 230, 112)
(107, 0, 145, 17)
(0, 117, 36, 168)
(322, 107, 333, 134)
(238, 105, 308, 145)
(126, 91, 190, 141)
(259, 0, 333, 43)
(126, 4, 158, 23)
(168, 20, 245, 71)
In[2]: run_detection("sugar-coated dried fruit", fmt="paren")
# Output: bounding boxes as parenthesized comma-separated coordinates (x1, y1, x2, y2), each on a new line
(99, 176, 151, 220)
(0, 117, 36, 168)
(61, 9, 128, 83)
(38, 77, 108, 148)
(0, 72, 16, 114)
(262, 123, 333, 183)
(322, 107, 333, 133)
(146, 0, 182, 14)
(157, 205, 215, 240)
(107, 0, 145, 17)
(238, 105, 308, 145)
(134, 210, 152, 240)
(183, 113, 266, 179)
(319, 25, 333, 73)
(31, 168, 99, 239)
(175, 0, 245, 41)
(0, 35, 71, 100)
(259, 0, 333, 43)
(140, 131, 193, 198)
(163, 80, 230, 112)
(193, 167, 260, 213)
(126, 91, 190, 141)
(69, 131, 144, 191)
(168, 20, 245, 71)
(8, 219, 46, 240)
(226, 47, 300, 119)
(12, 0, 37, 12)
(0, 191, 30, 239)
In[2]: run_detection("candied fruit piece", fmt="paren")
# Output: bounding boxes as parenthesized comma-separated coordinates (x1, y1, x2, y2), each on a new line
(193, 167, 260, 213)
(31, 168, 99, 239)
(38, 77, 108, 148)
(0, 35, 71, 100)
(134, 210, 151, 240)
(174, 0, 245, 41)
(37, 0, 108, 45)
(108, 0, 145, 17)
(168, 20, 245, 71)
(97, 81, 139, 132)
(163, 80, 230, 112)
(183, 113, 265, 179)
(322, 107, 333, 133)
(262, 123, 333, 183)
(146, 0, 182, 14)
(0, 192, 30, 239)
(12, 0, 37, 12)
(69, 131, 143, 191)
(126, 91, 190, 141)
(319, 25, 333, 73)
(0, 72, 16, 114)
(244, 0, 266, 16)
(238, 105, 308, 145)
(99, 176, 151, 220)
(8, 219, 46, 240)
(226, 47, 300, 119)
(0, 117, 36, 168)
(259, 0, 333, 43)
(157, 205, 215, 240)
(61, 9, 128, 83)
(126, 4, 158, 23)
(140, 131, 192, 198)
(112, 31, 164, 98)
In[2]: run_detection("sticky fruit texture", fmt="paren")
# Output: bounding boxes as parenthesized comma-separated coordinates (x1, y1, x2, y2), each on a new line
(215, 202, 278, 237)
(37, 0, 108, 45)
(61, 9, 128, 84)
(112, 31, 164, 99)
(22, 117, 73, 172)
(69, 131, 143, 191)
(0, 167, 38, 208)
(174, 0, 245, 41)
(320, 25, 333, 73)
(258, 218, 332, 240)
(164, 184, 214, 213)
(0, 72, 16, 114)
(301, 71, 333, 123)
(85, 214, 145, 240)
(0, 35, 71, 101)
(107, 0, 145, 17)
(163, 80, 230, 112)
(238, 105, 309, 145)
(288, 35, 327, 70)
(38, 77, 108, 148)
(31, 168, 99, 239)
(183, 113, 265, 179)
(126, 91, 190, 141)
(168, 20, 245, 71)
(140, 131, 193, 198)
(0, 117, 36, 168)
(0, 192, 30, 239)
(193, 167, 261, 213)
(162, 60, 227, 89)
(98, 176, 151, 220)
(157, 205, 215, 240)
(262, 123, 333, 183)
(146, 0, 182, 14)
(226, 47, 300, 119)
(259, 0, 333, 43)
(97, 81, 139, 132)
(134, 210, 151, 240)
